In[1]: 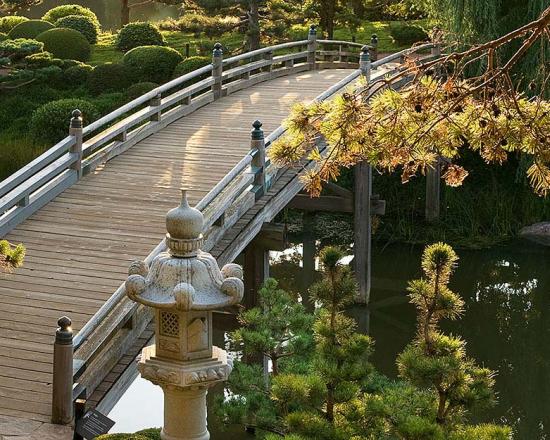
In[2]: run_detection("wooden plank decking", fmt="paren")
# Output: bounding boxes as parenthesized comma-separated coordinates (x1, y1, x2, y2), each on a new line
(0, 69, 354, 423)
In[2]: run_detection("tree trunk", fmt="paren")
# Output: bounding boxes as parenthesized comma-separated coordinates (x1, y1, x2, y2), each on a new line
(248, 0, 261, 51)
(320, 0, 336, 39)
(121, 0, 130, 27)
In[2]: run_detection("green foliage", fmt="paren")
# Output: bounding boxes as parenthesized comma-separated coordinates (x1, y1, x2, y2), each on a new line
(91, 92, 127, 116)
(29, 98, 99, 144)
(0, 240, 25, 270)
(0, 32, 7, 42)
(24, 51, 64, 68)
(397, 243, 498, 426)
(42, 4, 99, 28)
(87, 62, 135, 95)
(173, 56, 210, 77)
(7, 19, 54, 39)
(64, 63, 93, 84)
(160, 13, 239, 38)
(0, 38, 43, 61)
(55, 15, 99, 44)
(0, 15, 28, 33)
(125, 82, 158, 101)
(122, 45, 182, 83)
(116, 22, 164, 52)
(36, 28, 91, 62)
(96, 428, 161, 440)
(389, 23, 428, 45)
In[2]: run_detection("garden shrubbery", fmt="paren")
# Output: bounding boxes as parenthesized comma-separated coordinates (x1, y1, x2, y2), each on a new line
(24, 51, 63, 69)
(173, 56, 210, 77)
(87, 62, 135, 95)
(159, 13, 238, 38)
(64, 63, 93, 84)
(0, 33, 7, 42)
(0, 16, 28, 33)
(389, 23, 428, 45)
(7, 20, 54, 39)
(91, 92, 127, 115)
(0, 38, 43, 61)
(116, 22, 164, 52)
(29, 98, 99, 144)
(123, 45, 182, 83)
(125, 82, 158, 100)
(55, 15, 99, 44)
(36, 28, 91, 62)
(42, 4, 99, 28)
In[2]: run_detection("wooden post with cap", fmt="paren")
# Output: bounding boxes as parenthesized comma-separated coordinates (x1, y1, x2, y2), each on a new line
(250, 120, 266, 200)
(307, 25, 317, 71)
(212, 42, 223, 99)
(69, 110, 83, 179)
(370, 34, 378, 64)
(52, 316, 74, 425)
(354, 45, 373, 304)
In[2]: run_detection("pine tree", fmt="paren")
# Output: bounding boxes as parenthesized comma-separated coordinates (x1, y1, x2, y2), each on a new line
(397, 243, 510, 437)
(0, 240, 25, 272)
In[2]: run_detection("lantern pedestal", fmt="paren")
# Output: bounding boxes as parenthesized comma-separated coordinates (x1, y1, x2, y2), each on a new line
(138, 345, 231, 440)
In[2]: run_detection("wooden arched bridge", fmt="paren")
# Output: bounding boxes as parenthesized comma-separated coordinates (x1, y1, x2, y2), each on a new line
(0, 32, 437, 435)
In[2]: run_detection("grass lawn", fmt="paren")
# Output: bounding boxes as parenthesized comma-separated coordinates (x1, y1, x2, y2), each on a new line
(89, 20, 427, 65)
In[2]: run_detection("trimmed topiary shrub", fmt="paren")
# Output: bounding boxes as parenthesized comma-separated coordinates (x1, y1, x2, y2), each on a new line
(55, 15, 98, 44)
(0, 38, 43, 61)
(91, 92, 127, 115)
(36, 28, 91, 62)
(25, 51, 64, 68)
(123, 45, 182, 83)
(42, 4, 99, 28)
(64, 63, 93, 84)
(8, 20, 54, 39)
(389, 24, 428, 46)
(29, 98, 99, 144)
(0, 16, 29, 34)
(173, 56, 210, 77)
(116, 22, 164, 52)
(125, 81, 158, 100)
(87, 62, 135, 95)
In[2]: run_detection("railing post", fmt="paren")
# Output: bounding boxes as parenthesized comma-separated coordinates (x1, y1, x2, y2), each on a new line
(370, 34, 378, 64)
(359, 45, 371, 82)
(149, 92, 162, 122)
(431, 27, 442, 57)
(307, 25, 317, 71)
(212, 42, 223, 99)
(251, 120, 266, 200)
(69, 110, 83, 178)
(263, 49, 273, 73)
(52, 316, 74, 425)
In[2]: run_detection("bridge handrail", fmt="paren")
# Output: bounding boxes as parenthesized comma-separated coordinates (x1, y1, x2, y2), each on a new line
(223, 40, 309, 65)
(317, 39, 366, 48)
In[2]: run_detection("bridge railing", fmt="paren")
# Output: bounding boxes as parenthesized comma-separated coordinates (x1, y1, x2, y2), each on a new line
(0, 34, 372, 238)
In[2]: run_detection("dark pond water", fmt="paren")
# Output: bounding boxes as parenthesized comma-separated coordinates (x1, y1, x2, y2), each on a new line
(21, 0, 179, 30)
(109, 239, 550, 439)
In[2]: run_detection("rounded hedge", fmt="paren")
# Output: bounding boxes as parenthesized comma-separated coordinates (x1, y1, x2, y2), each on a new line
(91, 92, 127, 115)
(390, 24, 428, 46)
(42, 5, 99, 28)
(0, 16, 29, 34)
(173, 56, 210, 77)
(116, 22, 164, 52)
(25, 51, 64, 68)
(64, 63, 93, 84)
(55, 15, 98, 44)
(36, 28, 91, 62)
(8, 20, 54, 39)
(87, 62, 135, 95)
(123, 45, 182, 83)
(30, 98, 99, 144)
(125, 81, 158, 100)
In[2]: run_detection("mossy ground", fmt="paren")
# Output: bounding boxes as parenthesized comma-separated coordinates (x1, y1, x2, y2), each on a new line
(96, 428, 161, 440)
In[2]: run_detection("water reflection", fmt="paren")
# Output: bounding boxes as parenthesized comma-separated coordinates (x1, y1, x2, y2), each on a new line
(109, 240, 550, 440)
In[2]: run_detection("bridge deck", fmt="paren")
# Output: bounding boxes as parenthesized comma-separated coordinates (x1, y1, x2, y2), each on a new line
(0, 69, 354, 423)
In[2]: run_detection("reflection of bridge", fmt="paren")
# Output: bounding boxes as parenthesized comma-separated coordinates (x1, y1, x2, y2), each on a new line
(0, 31, 435, 433)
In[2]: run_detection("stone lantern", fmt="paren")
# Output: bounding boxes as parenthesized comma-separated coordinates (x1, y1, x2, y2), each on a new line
(125, 190, 244, 440)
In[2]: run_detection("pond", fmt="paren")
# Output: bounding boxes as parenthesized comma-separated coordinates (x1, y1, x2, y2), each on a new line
(23, 0, 179, 30)
(108, 239, 550, 439)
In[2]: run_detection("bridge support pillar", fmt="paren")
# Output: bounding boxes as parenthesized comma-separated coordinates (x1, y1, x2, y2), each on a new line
(243, 241, 269, 309)
(354, 162, 372, 304)
(425, 158, 441, 222)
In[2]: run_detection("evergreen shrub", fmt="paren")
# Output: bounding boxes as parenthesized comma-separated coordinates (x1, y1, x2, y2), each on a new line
(36, 28, 91, 61)
(29, 98, 99, 144)
(42, 4, 99, 28)
(87, 62, 135, 95)
(125, 82, 158, 100)
(8, 20, 54, 39)
(55, 15, 98, 44)
(24, 51, 64, 68)
(122, 45, 182, 83)
(173, 56, 210, 77)
(116, 22, 164, 52)
(389, 23, 428, 45)
(0, 38, 43, 61)
(0, 16, 28, 33)
(0, 32, 7, 42)
(64, 63, 93, 84)
(91, 92, 127, 115)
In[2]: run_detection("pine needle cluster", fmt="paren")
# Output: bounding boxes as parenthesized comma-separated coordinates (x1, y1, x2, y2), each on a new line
(0, 240, 25, 272)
